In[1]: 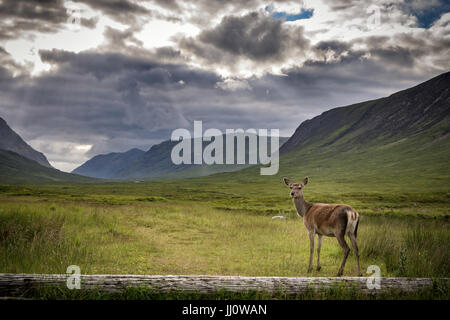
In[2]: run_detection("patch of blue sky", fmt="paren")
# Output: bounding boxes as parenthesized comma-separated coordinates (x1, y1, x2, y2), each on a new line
(265, 6, 314, 22)
(404, 0, 450, 28)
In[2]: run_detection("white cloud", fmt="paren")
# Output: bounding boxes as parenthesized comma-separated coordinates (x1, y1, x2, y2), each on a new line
(28, 139, 93, 172)
(136, 19, 200, 48)
(215, 78, 252, 91)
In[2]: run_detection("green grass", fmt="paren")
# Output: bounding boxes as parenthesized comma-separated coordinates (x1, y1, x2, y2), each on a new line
(0, 150, 97, 185)
(0, 194, 448, 279)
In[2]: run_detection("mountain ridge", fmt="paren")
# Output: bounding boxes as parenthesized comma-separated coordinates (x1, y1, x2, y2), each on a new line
(72, 148, 145, 179)
(0, 117, 52, 168)
(0, 149, 97, 184)
(280, 71, 450, 154)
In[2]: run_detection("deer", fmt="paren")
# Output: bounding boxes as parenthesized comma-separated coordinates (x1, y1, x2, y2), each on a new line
(283, 177, 362, 276)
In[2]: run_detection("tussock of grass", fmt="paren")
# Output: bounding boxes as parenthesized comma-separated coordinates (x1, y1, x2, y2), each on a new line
(0, 203, 134, 273)
(358, 216, 450, 277)
(0, 205, 89, 273)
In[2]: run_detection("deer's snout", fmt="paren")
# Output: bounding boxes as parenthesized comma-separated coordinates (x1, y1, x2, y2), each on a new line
(290, 192, 294, 197)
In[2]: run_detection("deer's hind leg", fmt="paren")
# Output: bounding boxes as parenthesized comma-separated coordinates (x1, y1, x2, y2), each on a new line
(348, 232, 362, 276)
(336, 231, 350, 276)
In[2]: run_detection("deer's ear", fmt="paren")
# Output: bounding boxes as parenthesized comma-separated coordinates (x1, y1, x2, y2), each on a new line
(302, 177, 309, 185)
(283, 177, 291, 186)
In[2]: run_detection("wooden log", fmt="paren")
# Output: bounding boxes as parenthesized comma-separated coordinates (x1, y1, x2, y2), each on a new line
(0, 273, 447, 296)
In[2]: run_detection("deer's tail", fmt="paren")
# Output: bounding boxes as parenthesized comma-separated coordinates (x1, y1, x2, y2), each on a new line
(354, 217, 359, 238)
(345, 209, 359, 237)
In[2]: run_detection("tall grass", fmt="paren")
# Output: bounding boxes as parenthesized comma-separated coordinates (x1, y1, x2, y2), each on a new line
(402, 225, 450, 277)
(358, 216, 450, 277)
(0, 200, 448, 279)
(0, 204, 94, 273)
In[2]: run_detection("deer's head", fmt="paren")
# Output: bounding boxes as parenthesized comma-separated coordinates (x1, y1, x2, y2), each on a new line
(284, 177, 308, 198)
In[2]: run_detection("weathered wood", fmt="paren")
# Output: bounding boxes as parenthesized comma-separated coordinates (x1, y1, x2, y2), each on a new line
(0, 273, 447, 296)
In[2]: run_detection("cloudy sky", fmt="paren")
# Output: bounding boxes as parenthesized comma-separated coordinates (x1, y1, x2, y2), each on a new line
(0, 0, 449, 171)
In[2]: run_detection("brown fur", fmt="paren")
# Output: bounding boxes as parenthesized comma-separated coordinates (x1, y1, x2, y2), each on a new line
(284, 177, 362, 276)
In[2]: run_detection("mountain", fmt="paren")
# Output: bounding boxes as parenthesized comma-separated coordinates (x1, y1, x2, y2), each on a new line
(218, 71, 449, 190)
(72, 148, 145, 179)
(0, 117, 52, 167)
(114, 140, 187, 179)
(118, 135, 289, 180)
(0, 149, 97, 184)
(74, 135, 289, 180)
(280, 71, 450, 154)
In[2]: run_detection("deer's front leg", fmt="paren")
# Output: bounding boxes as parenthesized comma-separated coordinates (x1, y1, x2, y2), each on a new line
(308, 230, 315, 273)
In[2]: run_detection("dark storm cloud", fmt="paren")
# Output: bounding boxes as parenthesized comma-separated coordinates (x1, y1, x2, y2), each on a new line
(0, 0, 67, 22)
(102, 26, 144, 49)
(80, 16, 99, 29)
(326, 0, 360, 11)
(366, 33, 450, 70)
(0, 0, 101, 39)
(75, 0, 150, 24)
(0, 0, 148, 40)
(314, 41, 351, 55)
(0, 0, 68, 39)
(0, 46, 28, 77)
(312, 39, 417, 69)
(311, 40, 357, 63)
(200, 11, 289, 60)
(370, 47, 416, 68)
(152, 0, 180, 11)
(0, 49, 224, 159)
(39, 49, 220, 87)
(78, 0, 146, 14)
(393, 32, 450, 58)
(99, 27, 187, 65)
(179, 10, 309, 67)
(310, 32, 450, 72)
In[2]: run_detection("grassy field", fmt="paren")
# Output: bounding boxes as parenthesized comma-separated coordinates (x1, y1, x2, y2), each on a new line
(0, 181, 448, 279)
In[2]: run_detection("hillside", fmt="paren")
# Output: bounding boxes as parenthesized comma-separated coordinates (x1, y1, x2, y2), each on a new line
(280, 71, 450, 154)
(0, 149, 97, 184)
(72, 148, 145, 179)
(0, 117, 52, 167)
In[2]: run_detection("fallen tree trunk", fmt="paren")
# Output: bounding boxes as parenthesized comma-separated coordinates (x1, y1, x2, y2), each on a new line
(0, 273, 446, 296)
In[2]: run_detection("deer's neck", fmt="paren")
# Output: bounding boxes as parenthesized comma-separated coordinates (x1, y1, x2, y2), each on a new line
(293, 195, 312, 217)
